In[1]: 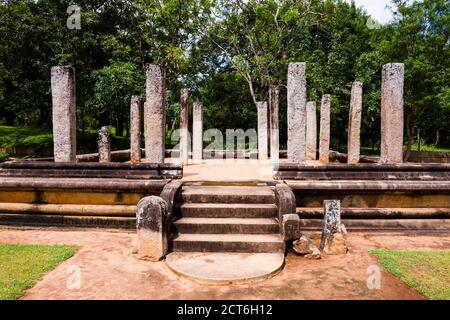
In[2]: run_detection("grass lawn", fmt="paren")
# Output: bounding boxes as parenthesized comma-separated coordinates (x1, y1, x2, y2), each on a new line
(0, 243, 78, 300)
(371, 249, 450, 300)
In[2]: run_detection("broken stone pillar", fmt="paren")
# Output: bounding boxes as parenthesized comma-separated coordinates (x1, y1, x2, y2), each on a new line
(320, 200, 348, 255)
(293, 235, 321, 260)
(269, 87, 279, 164)
(97, 126, 111, 163)
(51, 66, 77, 163)
(144, 64, 166, 164)
(347, 82, 363, 164)
(257, 101, 268, 160)
(306, 101, 317, 160)
(192, 102, 203, 163)
(287, 62, 307, 163)
(130, 95, 142, 163)
(180, 88, 189, 165)
(136, 196, 169, 261)
(381, 63, 404, 164)
(319, 94, 331, 163)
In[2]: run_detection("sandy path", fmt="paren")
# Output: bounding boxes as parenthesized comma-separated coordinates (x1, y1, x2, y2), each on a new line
(1, 227, 448, 300)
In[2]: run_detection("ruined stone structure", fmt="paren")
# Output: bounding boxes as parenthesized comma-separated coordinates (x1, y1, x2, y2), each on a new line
(144, 64, 166, 164)
(136, 196, 169, 261)
(51, 66, 77, 163)
(269, 87, 280, 164)
(180, 88, 189, 165)
(257, 101, 269, 160)
(98, 126, 111, 163)
(192, 102, 203, 163)
(347, 81, 363, 164)
(130, 95, 142, 163)
(319, 94, 331, 163)
(381, 63, 404, 164)
(306, 101, 317, 160)
(287, 62, 307, 163)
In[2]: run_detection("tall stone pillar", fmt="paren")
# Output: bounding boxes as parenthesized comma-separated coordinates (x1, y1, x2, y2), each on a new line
(306, 101, 317, 160)
(98, 126, 111, 163)
(319, 94, 331, 163)
(269, 87, 279, 164)
(180, 89, 189, 165)
(347, 81, 363, 164)
(51, 66, 77, 163)
(192, 102, 203, 163)
(144, 64, 166, 164)
(257, 101, 268, 160)
(287, 62, 307, 163)
(381, 63, 404, 163)
(130, 95, 142, 163)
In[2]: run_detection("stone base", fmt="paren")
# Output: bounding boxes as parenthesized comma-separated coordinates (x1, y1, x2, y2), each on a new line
(166, 252, 284, 284)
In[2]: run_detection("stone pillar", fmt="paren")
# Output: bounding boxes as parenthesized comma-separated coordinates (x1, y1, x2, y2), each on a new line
(269, 86, 279, 164)
(192, 102, 203, 163)
(306, 101, 317, 160)
(98, 126, 111, 163)
(51, 66, 77, 163)
(320, 200, 347, 255)
(180, 88, 189, 165)
(136, 196, 169, 261)
(381, 63, 404, 164)
(130, 95, 142, 163)
(347, 82, 363, 164)
(287, 62, 307, 163)
(257, 101, 268, 160)
(319, 94, 331, 163)
(144, 64, 166, 164)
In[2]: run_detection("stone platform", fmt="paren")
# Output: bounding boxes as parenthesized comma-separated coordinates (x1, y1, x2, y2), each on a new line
(166, 252, 284, 284)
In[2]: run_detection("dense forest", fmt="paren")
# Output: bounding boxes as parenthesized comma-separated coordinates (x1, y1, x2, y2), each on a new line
(0, 0, 449, 152)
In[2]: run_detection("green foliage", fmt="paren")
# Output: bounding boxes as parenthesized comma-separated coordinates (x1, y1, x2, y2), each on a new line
(0, 0, 448, 150)
(0, 244, 78, 300)
(371, 249, 450, 300)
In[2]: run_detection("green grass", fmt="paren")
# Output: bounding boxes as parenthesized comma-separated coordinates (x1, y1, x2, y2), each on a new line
(0, 151, 8, 162)
(371, 249, 450, 300)
(0, 243, 78, 300)
(0, 125, 130, 156)
(407, 144, 450, 153)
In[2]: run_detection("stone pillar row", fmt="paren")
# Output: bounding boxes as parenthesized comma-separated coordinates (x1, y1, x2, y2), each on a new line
(51, 62, 404, 164)
(286, 62, 404, 164)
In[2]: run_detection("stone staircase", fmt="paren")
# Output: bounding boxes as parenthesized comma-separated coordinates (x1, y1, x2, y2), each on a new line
(169, 184, 285, 253)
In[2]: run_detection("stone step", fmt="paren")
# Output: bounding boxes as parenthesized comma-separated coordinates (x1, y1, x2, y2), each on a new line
(180, 203, 278, 218)
(182, 186, 275, 204)
(173, 217, 280, 234)
(169, 233, 285, 253)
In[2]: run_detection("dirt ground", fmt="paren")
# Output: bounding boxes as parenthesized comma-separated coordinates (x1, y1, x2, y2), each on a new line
(1, 226, 449, 300)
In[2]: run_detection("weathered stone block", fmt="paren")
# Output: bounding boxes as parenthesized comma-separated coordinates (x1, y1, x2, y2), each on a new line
(319, 94, 331, 163)
(306, 101, 317, 160)
(51, 66, 77, 163)
(130, 95, 142, 163)
(282, 214, 300, 241)
(257, 101, 268, 160)
(320, 200, 348, 255)
(144, 64, 166, 164)
(293, 234, 321, 259)
(348, 81, 363, 164)
(287, 62, 307, 163)
(98, 126, 111, 163)
(381, 63, 404, 164)
(136, 196, 169, 261)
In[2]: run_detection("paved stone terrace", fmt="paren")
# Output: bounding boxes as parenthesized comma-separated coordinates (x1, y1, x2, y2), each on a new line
(2, 226, 448, 299)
